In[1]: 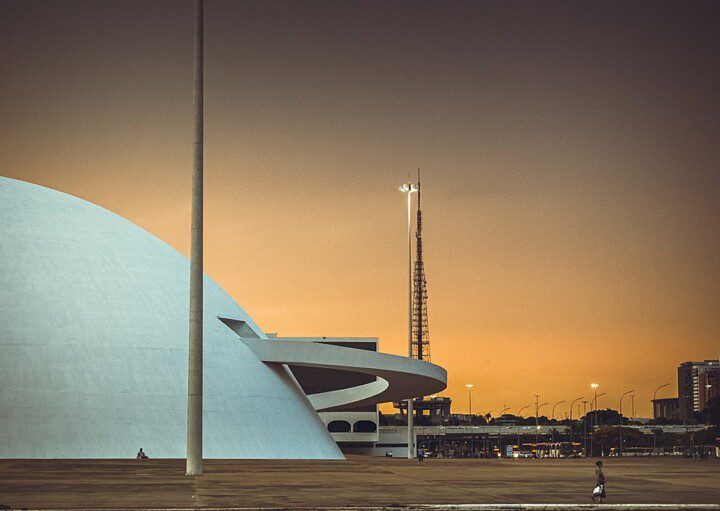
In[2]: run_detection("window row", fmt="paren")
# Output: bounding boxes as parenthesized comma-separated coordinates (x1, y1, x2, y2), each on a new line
(327, 420, 377, 433)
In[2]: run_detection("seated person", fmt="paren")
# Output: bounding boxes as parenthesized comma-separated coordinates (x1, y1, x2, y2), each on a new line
(136, 448, 148, 460)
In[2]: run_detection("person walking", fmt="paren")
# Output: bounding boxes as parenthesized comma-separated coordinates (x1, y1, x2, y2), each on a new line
(592, 460, 606, 503)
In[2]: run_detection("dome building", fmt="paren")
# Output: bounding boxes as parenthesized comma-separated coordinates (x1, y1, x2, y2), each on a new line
(0, 177, 445, 459)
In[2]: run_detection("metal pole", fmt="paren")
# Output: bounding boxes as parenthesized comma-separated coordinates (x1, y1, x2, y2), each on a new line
(186, 0, 204, 477)
(569, 397, 583, 456)
(653, 425, 658, 454)
(406, 189, 414, 459)
(551, 400, 565, 448)
(653, 383, 670, 417)
(536, 401, 547, 456)
(534, 395, 539, 454)
(518, 405, 530, 449)
(619, 389, 635, 457)
(652, 383, 670, 456)
(591, 388, 597, 457)
(582, 400, 588, 456)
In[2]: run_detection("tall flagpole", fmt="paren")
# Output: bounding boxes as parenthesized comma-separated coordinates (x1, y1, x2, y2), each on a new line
(186, 0, 204, 476)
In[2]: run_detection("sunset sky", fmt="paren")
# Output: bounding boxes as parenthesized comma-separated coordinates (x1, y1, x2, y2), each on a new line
(2, 0, 719, 418)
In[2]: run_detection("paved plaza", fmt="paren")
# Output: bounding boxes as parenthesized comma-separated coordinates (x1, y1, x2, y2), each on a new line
(0, 456, 718, 509)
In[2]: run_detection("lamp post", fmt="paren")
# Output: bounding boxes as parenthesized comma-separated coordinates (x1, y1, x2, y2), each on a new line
(590, 384, 599, 457)
(594, 391, 606, 454)
(618, 389, 635, 457)
(500, 405, 510, 416)
(582, 400, 588, 456)
(569, 396, 583, 456)
(551, 400, 566, 446)
(466, 384, 474, 416)
(399, 181, 417, 459)
(517, 404, 530, 449)
(570, 397, 584, 421)
(652, 383, 670, 455)
(535, 398, 548, 455)
(631, 394, 635, 421)
(589, 390, 605, 457)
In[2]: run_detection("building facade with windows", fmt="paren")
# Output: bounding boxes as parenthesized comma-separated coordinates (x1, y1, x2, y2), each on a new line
(699, 369, 720, 410)
(652, 397, 679, 421)
(678, 360, 720, 419)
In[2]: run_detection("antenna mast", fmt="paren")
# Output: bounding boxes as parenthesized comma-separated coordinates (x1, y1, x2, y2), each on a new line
(412, 169, 430, 361)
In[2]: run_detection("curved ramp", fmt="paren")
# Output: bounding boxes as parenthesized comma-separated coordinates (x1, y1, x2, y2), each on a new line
(240, 337, 447, 412)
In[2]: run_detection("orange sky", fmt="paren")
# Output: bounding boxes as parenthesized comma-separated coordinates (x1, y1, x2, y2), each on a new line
(2, 1, 719, 418)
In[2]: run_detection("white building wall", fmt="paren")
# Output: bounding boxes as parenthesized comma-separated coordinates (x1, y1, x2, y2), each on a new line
(0, 177, 343, 460)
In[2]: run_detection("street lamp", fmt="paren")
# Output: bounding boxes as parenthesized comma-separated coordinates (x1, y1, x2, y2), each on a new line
(500, 405, 510, 416)
(517, 404, 531, 448)
(551, 400, 566, 446)
(653, 383, 670, 411)
(618, 389, 635, 457)
(535, 399, 548, 454)
(399, 181, 417, 459)
(653, 382, 671, 418)
(466, 384, 474, 416)
(652, 383, 670, 456)
(582, 399, 589, 456)
(570, 397, 584, 421)
(569, 396, 583, 456)
(590, 384, 599, 457)
(589, 391, 605, 457)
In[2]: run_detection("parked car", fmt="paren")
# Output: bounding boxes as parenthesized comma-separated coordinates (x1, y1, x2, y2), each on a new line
(514, 450, 534, 459)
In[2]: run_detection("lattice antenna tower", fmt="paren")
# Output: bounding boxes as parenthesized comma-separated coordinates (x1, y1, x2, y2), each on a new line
(412, 169, 430, 361)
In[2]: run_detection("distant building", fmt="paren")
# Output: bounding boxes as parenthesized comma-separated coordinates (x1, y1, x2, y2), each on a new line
(395, 396, 452, 425)
(652, 397, 679, 421)
(699, 369, 720, 410)
(678, 360, 720, 419)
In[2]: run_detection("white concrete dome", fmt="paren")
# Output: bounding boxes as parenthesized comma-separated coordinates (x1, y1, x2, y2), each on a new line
(0, 176, 343, 459)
